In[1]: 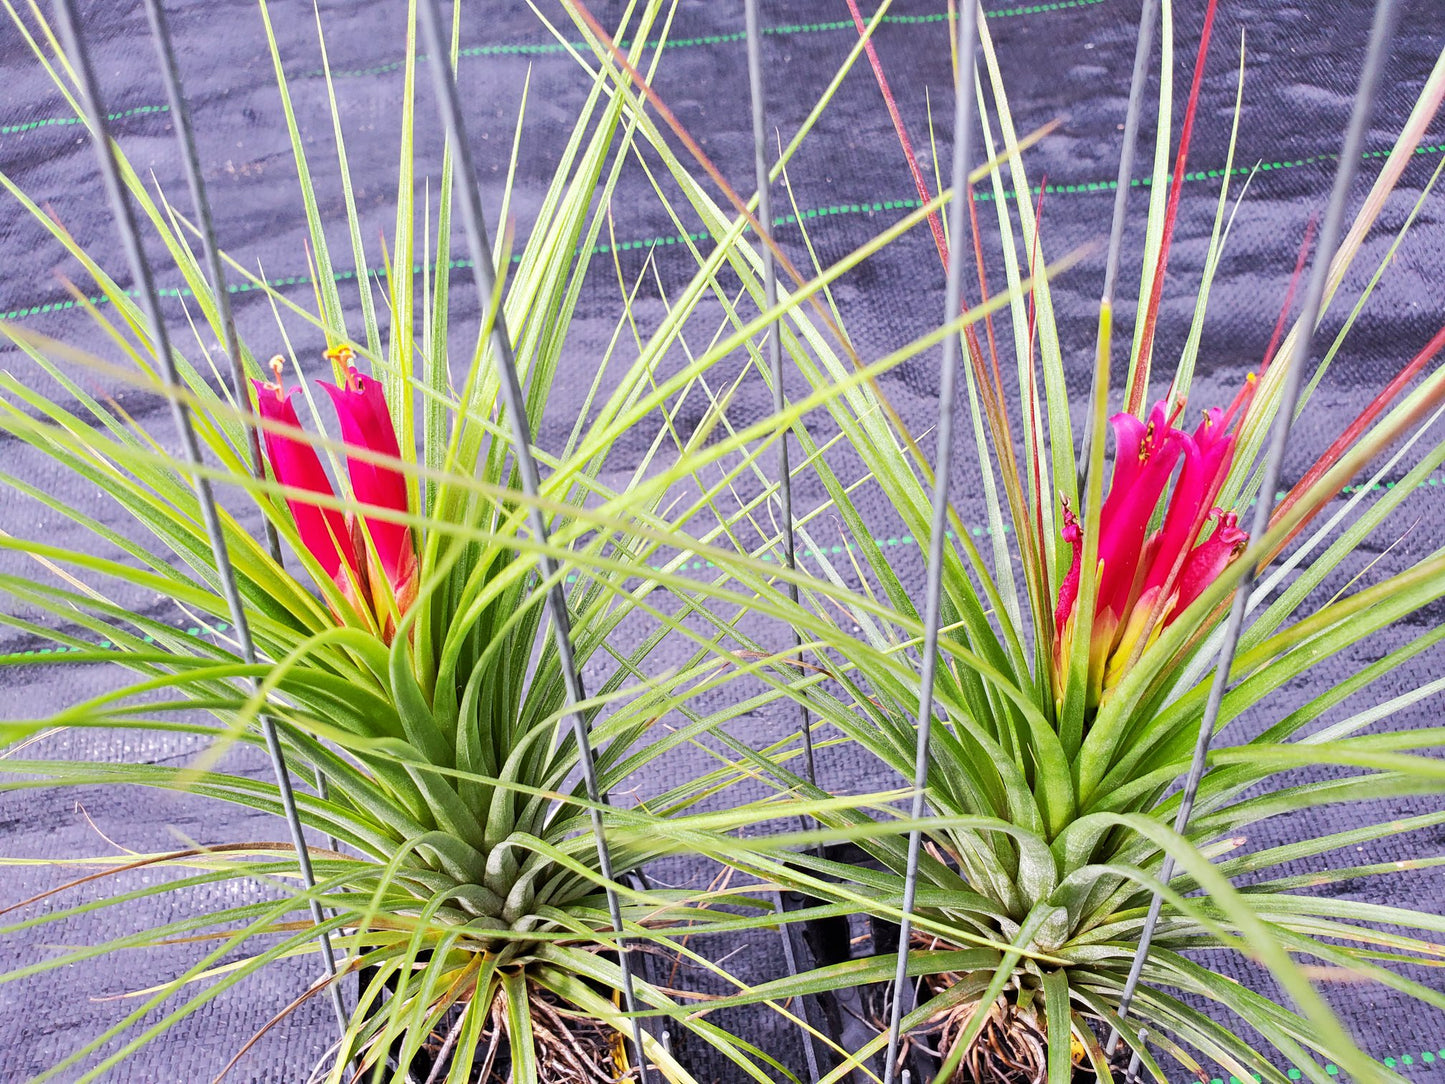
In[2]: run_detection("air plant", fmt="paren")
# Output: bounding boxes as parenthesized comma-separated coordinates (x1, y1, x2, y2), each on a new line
(3, 0, 1443, 1080)
(552, 1, 1445, 1082)
(0, 0, 886, 1079)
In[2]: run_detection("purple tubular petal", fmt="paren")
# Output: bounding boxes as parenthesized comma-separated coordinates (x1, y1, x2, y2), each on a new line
(1054, 510, 1084, 636)
(1142, 407, 1237, 597)
(321, 368, 413, 585)
(1170, 510, 1248, 618)
(252, 379, 358, 581)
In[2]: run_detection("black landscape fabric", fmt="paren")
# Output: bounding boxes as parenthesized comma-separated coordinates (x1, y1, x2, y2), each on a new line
(2, 0, 1444, 1080)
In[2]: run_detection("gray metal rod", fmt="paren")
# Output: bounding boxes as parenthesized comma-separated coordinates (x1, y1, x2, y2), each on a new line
(881, 2, 981, 1080)
(744, 0, 817, 790)
(1078, 0, 1159, 495)
(49, 0, 349, 1038)
(139, 1, 283, 560)
(771, 893, 823, 1082)
(744, 1, 826, 1076)
(1100, 0, 1160, 314)
(411, 0, 650, 1077)
(1107, 0, 1399, 1066)
(138, 0, 342, 846)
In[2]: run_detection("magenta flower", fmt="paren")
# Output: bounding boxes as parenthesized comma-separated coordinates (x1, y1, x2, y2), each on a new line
(320, 357, 417, 618)
(252, 360, 361, 594)
(1055, 384, 1252, 704)
(253, 350, 417, 635)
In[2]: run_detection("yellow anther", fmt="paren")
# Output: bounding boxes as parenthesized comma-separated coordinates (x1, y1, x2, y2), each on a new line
(325, 343, 355, 367)
(1138, 420, 1156, 461)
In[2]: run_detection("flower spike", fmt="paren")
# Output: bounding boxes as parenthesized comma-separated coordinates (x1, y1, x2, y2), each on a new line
(1054, 384, 1250, 709)
(320, 352, 419, 631)
(253, 350, 418, 638)
(252, 357, 361, 591)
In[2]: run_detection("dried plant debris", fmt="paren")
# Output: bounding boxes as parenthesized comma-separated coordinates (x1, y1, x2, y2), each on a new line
(399, 981, 631, 1084)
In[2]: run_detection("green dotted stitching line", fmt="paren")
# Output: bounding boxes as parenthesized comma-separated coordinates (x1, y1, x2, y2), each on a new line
(0, 0, 1104, 134)
(299, 1, 1108, 80)
(0, 104, 168, 137)
(1211, 1043, 1445, 1082)
(4, 141, 1441, 326)
(2, 475, 1440, 663)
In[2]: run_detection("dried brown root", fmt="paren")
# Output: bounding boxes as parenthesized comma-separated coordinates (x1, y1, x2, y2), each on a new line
(859, 931, 1091, 1084)
(931, 994, 1051, 1084)
(423, 977, 631, 1084)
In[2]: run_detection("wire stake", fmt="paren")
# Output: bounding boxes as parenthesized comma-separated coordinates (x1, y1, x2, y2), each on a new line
(1106, 0, 1399, 1058)
(882, 2, 982, 1080)
(51, 0, 349, 1039)
(744, 0, 829, 1075)
(412, 0, 650, 1077)
(1079, 0, 1160, 495)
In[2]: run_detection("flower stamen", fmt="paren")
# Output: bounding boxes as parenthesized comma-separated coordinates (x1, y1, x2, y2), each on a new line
(324, 343, 356, 368)
(261, 355, 287, 401)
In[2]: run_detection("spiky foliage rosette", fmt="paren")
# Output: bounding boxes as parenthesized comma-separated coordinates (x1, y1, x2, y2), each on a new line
(567, 5, 1445, 1084)
(0, 1, 880, 1080)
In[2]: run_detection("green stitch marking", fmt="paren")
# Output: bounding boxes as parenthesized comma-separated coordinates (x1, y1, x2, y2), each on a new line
(455, 0, 1114, 69)
(0, 103, 167, 136)
(3, 1, 1107, 126)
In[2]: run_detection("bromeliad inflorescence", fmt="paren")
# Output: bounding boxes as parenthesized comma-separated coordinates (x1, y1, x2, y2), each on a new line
(252, 345, 418, 638)
(1054, 377, 1255, 710)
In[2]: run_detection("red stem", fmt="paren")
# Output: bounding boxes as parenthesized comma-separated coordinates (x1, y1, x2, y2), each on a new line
(1259, 216, 1318, 377)
(1269, 324, 1445, 556)
(969, 174, 1004, 399)
(844, 0, 950, 267)
(843, 0, 1018, 449)
(1126, 0, 1220, 415)
(1025, 184, 1051, 608)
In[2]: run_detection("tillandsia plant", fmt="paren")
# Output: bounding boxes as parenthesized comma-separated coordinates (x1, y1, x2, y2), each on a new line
(0, 0, 901, 1079)
(5, 0, 1445, 1081)
(547, 2, 1445, 1083)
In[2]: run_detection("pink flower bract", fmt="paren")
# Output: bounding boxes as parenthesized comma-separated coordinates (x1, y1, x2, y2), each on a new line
(1055, 389, 1251, 704)
(253, 350, 418, 639)
(252, 370, 360, 587)
(320, 363, 414, 591)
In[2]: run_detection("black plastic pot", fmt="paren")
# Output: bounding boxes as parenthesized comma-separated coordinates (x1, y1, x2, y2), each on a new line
(778, 841, 941, 1082)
